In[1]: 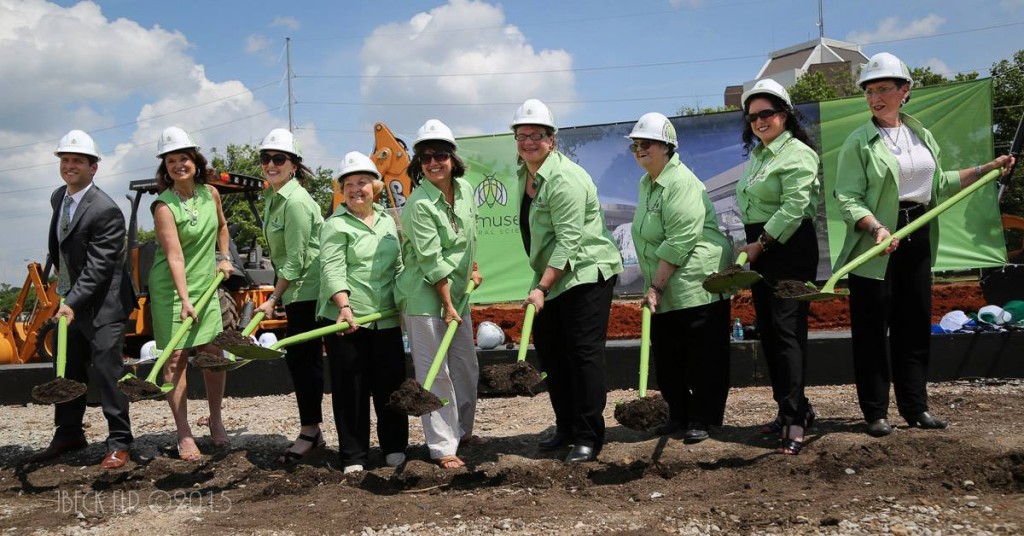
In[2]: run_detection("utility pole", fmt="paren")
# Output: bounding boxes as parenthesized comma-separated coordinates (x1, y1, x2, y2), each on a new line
(286, 37, 295, 132)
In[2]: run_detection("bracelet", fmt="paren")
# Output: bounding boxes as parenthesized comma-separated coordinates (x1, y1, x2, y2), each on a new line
(870, 223, 889, 238)
(757, 233, 771, 252)
(975, 165, 983, 178)
(267, 293, 280, 302)
(340, 304, 351, 309)
(650, 284, 664, 295)
(215, 253, 231, 262)
(534, 284, 550, 297)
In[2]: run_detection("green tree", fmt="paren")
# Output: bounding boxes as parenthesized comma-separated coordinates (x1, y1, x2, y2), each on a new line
(208, 144, 335, 255)
(788, 70, 859, 104)
(991, 50, 1024, 218)
(675, 104, 738, 116)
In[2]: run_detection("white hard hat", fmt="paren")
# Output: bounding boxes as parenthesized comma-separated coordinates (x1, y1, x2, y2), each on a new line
(259, 128, 302, 158)
(510, 98, 557, 132)
(139, 340, 158, 362)
(257, 332, 278, 348)
(626, 112, 677, 148)
(54, 129, 101, 161)
(476, 321, 505, 350)
(156, 126, 199, 158)
(858, 52, 914, 89)
(741, 78, 792, 109)
(978, 305, 1011, 325)
(414, 119, 457, 149)
(337, 151, 381, 181)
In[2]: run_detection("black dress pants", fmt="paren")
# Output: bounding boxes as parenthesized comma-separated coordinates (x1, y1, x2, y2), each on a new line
(849, 206, 932, 422)
(746, 219, 818, 426)
(56, 320, 133, 451)
(324, 326, 409, 466)
(283, 300, 326, 426)
(649, 298, 731, 427)
(533, 274, 616, 451)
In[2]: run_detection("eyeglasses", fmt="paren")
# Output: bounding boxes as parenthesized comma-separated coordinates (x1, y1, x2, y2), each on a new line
(514, 132, 548, 142)
(863, 85, 899, 98)
(421, 152, 451, 164)
(628, 140, 655, 153)
(745, 109, 781, 123)
(260, 153, 290, 166)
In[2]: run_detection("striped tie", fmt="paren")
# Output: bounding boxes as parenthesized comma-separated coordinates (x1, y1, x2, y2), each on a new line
(56, 196, 73, 296)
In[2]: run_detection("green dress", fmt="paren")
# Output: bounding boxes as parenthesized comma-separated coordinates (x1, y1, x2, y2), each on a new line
(149, 184, 222, 349)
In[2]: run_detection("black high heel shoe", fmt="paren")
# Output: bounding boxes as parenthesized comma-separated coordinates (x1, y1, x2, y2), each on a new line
(776, 425, 804, 455)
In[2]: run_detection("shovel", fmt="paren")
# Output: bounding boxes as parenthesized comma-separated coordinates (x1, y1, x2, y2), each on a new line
(118, 272, 224, 401)
(702, 251, 762, 294)
(391, 281, 476, 417)
(784, 168, 1004, 302)
(192, 311, 266, 371)
(31, 309, 88, 404)
(215, 309, 399, 360)
(614, 305, 669, 431)
(479, 303, 546, 396)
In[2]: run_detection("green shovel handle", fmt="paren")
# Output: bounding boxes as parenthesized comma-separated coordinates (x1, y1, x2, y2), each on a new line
(422, 281, 477, 391)
(269, 309, 399, 350)
(639, 305, 651, 398)
(516, 304, 536, 363)
(55, 310, 68, 378)
(145, 272, 225, 383)
(819, 168, 1001, 294)
(241, 311, 265, 336)
(735, 250, 748, 267)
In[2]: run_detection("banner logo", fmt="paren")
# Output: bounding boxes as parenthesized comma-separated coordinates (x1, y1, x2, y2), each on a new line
(474, 174, 508, 208)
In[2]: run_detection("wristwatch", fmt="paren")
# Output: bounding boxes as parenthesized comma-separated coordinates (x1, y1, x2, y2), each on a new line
(534, 284, 550, 297)
(215, 253, 231, 262)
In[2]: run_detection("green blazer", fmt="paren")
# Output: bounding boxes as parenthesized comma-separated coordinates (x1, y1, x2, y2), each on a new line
(833, 113, 961, 279)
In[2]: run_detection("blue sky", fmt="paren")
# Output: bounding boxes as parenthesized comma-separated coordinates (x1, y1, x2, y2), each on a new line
(0, 0, 1022, 283)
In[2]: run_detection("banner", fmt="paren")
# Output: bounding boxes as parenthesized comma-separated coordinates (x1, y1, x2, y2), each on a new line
(460, 78, 1002, 304)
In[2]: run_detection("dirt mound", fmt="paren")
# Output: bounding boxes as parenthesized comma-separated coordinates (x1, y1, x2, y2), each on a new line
(613, 394, 669, 431)
(479, 362, 543, 396)
(389, 378, 443, 416)
(30, 377, 87, 404)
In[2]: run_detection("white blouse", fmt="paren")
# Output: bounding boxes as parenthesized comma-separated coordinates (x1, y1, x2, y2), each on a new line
(878, 124, 936, 205)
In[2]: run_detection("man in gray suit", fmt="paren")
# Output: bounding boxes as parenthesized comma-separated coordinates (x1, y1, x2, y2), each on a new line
(26, 129, 137, 469)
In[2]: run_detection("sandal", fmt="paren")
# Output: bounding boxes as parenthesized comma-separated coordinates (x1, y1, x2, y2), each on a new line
(776, 425, 804, 456)
(761, 417, 782, 435)
(276, 431, 326, 464)
(176, 438, 202, 462)
(437, 455, 465, 469)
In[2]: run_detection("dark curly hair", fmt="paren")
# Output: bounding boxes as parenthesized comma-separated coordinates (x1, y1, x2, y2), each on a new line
(741, 94, 816, 156)
(409, 140, 467, 186)
(156, 148, 211, 193)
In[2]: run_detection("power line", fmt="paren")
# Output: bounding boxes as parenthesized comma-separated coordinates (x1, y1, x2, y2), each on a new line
(297, 93, 725, 108)
(860, 20, 1024, 46)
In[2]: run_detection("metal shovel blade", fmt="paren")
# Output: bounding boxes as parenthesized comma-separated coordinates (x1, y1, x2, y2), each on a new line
(702, 252, 762, 293)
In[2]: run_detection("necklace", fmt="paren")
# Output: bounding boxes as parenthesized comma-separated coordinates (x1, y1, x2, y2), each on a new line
(174, 189, 199, 226)
(877, 123, 903, 155)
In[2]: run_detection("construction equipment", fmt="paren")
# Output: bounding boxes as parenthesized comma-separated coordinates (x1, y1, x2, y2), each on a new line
(0, 262, 59, 364)
(333, 122, 413, 212)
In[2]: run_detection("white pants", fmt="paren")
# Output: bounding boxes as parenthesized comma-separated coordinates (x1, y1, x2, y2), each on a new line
(404, 313, 478, 459)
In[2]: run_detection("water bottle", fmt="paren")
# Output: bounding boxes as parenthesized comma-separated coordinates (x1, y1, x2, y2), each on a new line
(402, 333, 410, 353)
(732, 318, 744, 342)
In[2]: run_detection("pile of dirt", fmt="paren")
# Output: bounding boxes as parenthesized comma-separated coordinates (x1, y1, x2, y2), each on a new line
(30, 377, 87, 404)
(389, 378, 443, 416)
(191, 351, 236, 369)
(213, 329, 258, 348)
(479, 362, 543, 396)
(117, 377, 164, 401)
(613, 393, 669, 431)
(471, 282, 988, 339)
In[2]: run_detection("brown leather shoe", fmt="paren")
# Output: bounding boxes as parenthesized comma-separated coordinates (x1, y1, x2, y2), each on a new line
(100, 450, 130, 469)
(26, 436, 88, 463)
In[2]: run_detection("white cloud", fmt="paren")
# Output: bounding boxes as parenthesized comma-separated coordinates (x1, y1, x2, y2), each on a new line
(270, 16, 299, 30)
(847, 14, 945, 45)
(358, 0, 576, 138)
(922, 58, 951, 76)
(0, 0, 312, 284)
(246, 34, 271, 53)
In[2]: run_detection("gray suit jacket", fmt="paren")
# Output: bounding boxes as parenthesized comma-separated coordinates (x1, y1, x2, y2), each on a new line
(48, 184, 137, 329)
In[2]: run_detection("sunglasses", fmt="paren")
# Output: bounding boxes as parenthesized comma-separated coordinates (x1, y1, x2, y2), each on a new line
(421, 152, 451, 164)
(863, 85, 899, 98)
(260, 153, 291, 166)
(628, 140, 656, 153)
(514, 132, 548, 142)
(745, 109, 781, 123)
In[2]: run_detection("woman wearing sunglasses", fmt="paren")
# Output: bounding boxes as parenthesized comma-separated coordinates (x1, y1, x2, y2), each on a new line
(395, 119, 483, 470)
(734, 80, 819, 454)
(628, 112, 731, 445)
(513, 99, 623, 463)
(318, 151, 408, 474)
(254, 128, 327, 464)
(834, 53, 1014, 437)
